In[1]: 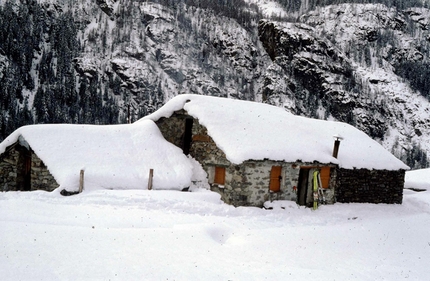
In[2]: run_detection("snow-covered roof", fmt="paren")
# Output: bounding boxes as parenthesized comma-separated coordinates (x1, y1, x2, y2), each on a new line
(142, 94, 409, 170)
(0, 120, 192, 191)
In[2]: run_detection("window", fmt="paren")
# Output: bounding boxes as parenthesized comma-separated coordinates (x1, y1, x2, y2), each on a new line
(214, 166, 226, 185)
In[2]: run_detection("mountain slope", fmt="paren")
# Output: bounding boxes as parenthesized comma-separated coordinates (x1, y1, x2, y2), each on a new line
(258, 3, 430, 168)
(0, 0, 429, 168)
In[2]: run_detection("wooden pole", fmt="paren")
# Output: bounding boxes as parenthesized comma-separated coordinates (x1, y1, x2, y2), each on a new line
(79, 170, 84, 193)
(147, 169, 153, 190)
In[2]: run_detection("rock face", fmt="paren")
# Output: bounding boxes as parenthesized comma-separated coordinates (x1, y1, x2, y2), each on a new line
(0, 1, 429, 168)
(258, 20, 359, 123)
(96, 0, 117, 18)
(257, 4, 430, 168)
(258, 19, 393, 140)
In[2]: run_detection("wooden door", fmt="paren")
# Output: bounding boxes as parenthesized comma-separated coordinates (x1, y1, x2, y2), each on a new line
(269, 166, 282, 192)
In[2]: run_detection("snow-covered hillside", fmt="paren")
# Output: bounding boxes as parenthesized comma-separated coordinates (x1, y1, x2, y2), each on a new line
(258, 3, 430, 168)
(0, 0, 429, 168)
(299, 4, 430, 168)
(0, 170, 429, 280)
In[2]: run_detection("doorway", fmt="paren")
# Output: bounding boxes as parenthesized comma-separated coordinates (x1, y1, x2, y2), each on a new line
(182, 118, 193, 155)
(17, 148, 32, 191)
(297, 168, 310, 206)
(297, 167, 331, 206)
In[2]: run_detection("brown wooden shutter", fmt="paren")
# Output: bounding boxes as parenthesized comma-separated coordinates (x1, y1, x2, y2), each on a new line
(269, 166, 282, 192)
(214, 167, 226, 185)
(320, 166, 331, 189)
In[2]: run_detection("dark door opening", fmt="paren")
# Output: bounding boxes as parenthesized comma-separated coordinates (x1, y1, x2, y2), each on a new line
(23, 154, 31, 191)
(17, 148, 32, 191)
(182, 118, 193, 155)
(297, 168, 310, 206)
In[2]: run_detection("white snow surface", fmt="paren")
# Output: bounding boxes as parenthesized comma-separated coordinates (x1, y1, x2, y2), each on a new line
(405, 168, 430, 191)
(245, 0, 289, 18)
(0, 121, 193, 191)
(142, 94, 409, 170)
(0, 170, 429, 280)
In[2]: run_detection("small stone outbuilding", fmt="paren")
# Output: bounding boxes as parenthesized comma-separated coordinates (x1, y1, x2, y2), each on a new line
(0, 121, 193, 193)
(142, 94, 408, 207)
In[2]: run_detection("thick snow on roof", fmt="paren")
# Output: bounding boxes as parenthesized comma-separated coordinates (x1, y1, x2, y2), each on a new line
(143, 94, 409, 170)
(0, 120, 192, 191)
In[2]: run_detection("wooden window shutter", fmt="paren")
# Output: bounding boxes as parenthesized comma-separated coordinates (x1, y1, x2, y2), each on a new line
(269, 166, 282, 192)
(214, 167, 226, 185)
(320, 166, 331, 189)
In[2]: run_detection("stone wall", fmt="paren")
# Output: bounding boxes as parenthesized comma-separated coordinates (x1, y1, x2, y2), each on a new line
(155, 109, 188, 149)
(30, 153, 59, 191)
(207, 160, 338, 207)
(189, 119, 228, 166)
(155, 110, 228, 165)
(335, 168, 404, 204)
(209, 161, 277, 207)
(0, 147, 19, 191)
(229, 160, 298, 207)
(0, 143, 59, 192)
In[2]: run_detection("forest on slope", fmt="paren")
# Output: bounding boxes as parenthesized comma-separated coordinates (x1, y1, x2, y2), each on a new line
(0, 0, 429, 168)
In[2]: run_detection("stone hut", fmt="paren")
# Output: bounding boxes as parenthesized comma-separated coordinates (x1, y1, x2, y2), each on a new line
(0, 121, 193, 193)
(142, 94, 409, 207)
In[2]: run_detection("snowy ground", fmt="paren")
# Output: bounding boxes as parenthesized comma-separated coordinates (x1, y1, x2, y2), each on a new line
(1, 171, 430, 281)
